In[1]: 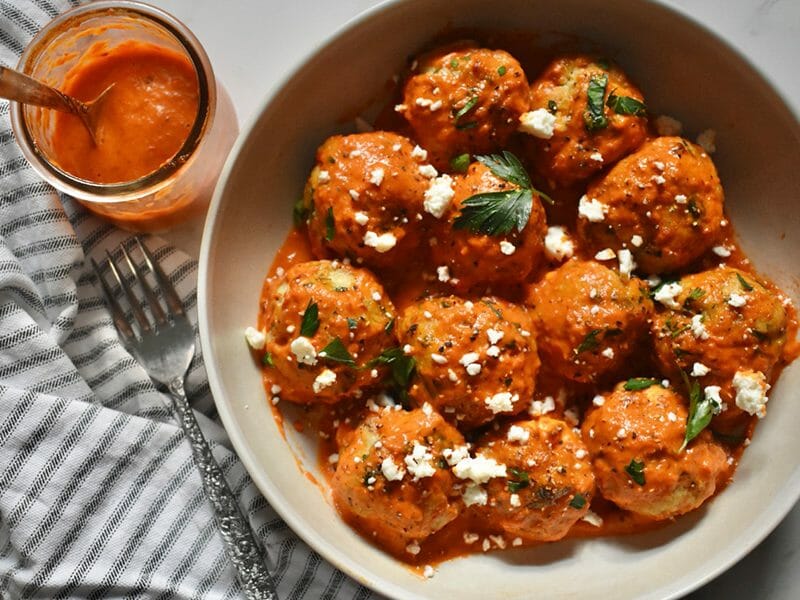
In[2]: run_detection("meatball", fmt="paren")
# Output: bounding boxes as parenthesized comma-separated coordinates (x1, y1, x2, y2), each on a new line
(529, 260, 653, 383)
(478, 417, 595, 542)
(398, 296, 539, 429)
(428, 161, 547, 291)
(577, 136, 724, 273)
(399, 46, 530, 170)
(582, 382, 728, 519)
(651, 266, 790, 433)
(524, 55, 648, 187)
(302, 132, 432, 270)
(262, 260, 396, 403)
(331, 407, 464, 551)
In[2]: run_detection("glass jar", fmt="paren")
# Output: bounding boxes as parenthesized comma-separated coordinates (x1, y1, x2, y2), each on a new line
(10, 0, 238, 232)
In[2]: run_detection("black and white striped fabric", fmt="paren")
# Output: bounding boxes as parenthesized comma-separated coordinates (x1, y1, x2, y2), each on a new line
(0, 1, 379, 598)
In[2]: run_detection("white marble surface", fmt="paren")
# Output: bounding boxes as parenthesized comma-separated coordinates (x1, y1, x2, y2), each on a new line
(151, 0, 800, 597)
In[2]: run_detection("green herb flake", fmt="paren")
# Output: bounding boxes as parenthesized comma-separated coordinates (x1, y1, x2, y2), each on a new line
(736, 273, 754, 292)
(476, 151, 531, 188)
(687, 199, 702, 218)
(453, 95, 479, 123)
(624, 377, 661, 391)
(346, 317, 358, 330)
(575, 329, 601, 354)
(547, 99, 558, 114)
(325, 207, 335, 242)
(368, 347, 416, 394)
(262, 352, 274, 367)
(293, 198, 310, 226)
(606, 92, 647, 117)
(450, 153, 471, 173)
(507, 467, 530, 493)
(455, 120, 478, 130)
(319, 337, 355, 366)
(625, 459, 646, 486)
(569, 493, 587, 509)
(497, 65, 507, 76)
(687, 287, 706, 302)
(584, 74, 609, 131)
(450, 58, 459, 69)
(384, 317, 395, 334)
(299, 300, 320, 337)
(680, 371, 719, 451)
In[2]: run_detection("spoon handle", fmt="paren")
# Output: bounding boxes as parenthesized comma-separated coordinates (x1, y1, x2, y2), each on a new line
(0, 65, 84, 115)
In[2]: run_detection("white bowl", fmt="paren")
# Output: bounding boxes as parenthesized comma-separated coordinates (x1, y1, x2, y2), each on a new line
(198, 0, 800, 597)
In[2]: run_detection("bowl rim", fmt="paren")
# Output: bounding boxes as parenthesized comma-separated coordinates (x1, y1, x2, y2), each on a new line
(198, 1, 800, 598)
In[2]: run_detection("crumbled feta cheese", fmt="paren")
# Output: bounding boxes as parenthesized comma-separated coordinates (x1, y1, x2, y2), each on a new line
(244, 326, 266, 350)
(459, 352, 479, 367)
(317, 170, 330, 183)
(290, 336, 317, 365)
(485, 392, 517, 413)
(464, 532, 480, 544)
(381, 456, 406, 481)
(518, 108, 556, 139)
(372, 291, 382, 302)
(462, 483, 488, 507)
(423, 565, 435, 579)
(452, 454, 507, 483)
(270, 384, 282, 395)
(369, 168, 385, 186)
(529, 396, 556, 416)
(582, 510, 604, 527)
(630, 234, 644, 247)
(618, 248, 636, 279)
(728, 293, 747, 308)
(415, 97, 434, 107)
(575, 448, 588, 460)
(431, 353, 447, 364)
(499, 240, 516, 255)
(667, 411, 677, 422)
(418, 164, 438, 179)
(601, 347, 615, 359)
(512, 537, 523, 547)
(589, 151, 603, 163)
(712, 245, 731, 257)
(348, 189, 360, 200)
(429, 99, 443, 111)
(363, 231, 397, 253)
(691, 314, 709, 340)
(654, 115, 683, 137)
(697, 129, 717, 154)
(487, 328, 504, 345)
(578, 195, 608, 222)
(732, 370, 770, 418)
(595, 248, 616, 261)
(354, 211, 369, 226)
(423, 174, 454, 218)
(328, 453, 339, 464)
(392, 143, 402, 152)
(544, 226, 574, 261)
(442, 445, 470, 466)
(437, 265, 450, 282)
(704, 385, 725, 414)
(509, 493, 521, 507)
(654, 282, 683, 309)
(652, 174, 667, 185)
(507, 425, 530, 443)
(691, 362, 711, 377)
(404, 442, 437, 480)
(592, 395, 605, 407)
(466, 363, 482, 376)
(405, 542, 420, 555)
(313, 369, 337, 393)
(486, 345, 501, 358)
(421, 402, 433, 416)
(616, 427, 627, 439)
(394, 103, 408, 112)
(411, 145, 428, 160)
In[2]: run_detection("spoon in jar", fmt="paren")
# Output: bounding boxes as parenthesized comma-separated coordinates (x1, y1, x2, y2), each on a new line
(0, 65, 113, 145)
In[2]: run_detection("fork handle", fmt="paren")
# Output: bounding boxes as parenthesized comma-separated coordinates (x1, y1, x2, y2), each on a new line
(0, 65, 84, 114)
(167, 378, 278, 600)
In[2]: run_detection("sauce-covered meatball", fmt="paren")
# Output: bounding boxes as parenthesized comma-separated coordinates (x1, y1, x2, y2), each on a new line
(331, 407, 464, 552)
(399, 46, 529, 170)
(577, 136, 724, 274)
(582, 382, 728, 519)
(529, 260, 653, 383)
(302, 132, 433, 270)
(651, 267, 790, 433)
(524, 55, 648, 187)
(428, 161, 547, 291)
(478, 417, 595, 541)
(398, 296, 538, 429)
(262, 260, 396, 403)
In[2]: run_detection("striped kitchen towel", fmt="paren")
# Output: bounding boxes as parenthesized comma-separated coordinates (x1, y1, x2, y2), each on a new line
(0, 1, 379, 598)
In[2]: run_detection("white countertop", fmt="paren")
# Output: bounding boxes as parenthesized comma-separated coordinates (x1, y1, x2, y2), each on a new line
(150, 1, 800, 597)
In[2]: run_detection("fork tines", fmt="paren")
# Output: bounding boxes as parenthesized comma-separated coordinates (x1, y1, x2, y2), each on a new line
(92, 238, 185, 339)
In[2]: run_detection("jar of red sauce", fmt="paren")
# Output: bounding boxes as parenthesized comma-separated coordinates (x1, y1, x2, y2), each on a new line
(10, 1, 238, 232)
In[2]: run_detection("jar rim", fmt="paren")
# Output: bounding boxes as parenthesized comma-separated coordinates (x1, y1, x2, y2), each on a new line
(10, 0, 215, 203)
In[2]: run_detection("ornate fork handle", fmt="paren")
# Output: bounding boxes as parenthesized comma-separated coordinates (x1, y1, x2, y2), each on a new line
(168, 378, 278, 600)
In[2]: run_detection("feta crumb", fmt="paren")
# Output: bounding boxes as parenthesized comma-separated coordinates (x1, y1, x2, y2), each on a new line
(654, 115, 683, 136)
(595, 248, 616, 261)
(270, 384, 282, 395)
(328, 453, 339, 464)
(518, 108, 556, 139)
(616, 427, 627, 439)
(348, 189, 360, 200)
(529, 396, 556, 416)
(499, 240, 516, 255)
(691, 314, 709, 340)
(459, 352, 480, 367)
(462, 483, 488, 507)
(697, 129, 717, 154)
(507, 425, 530, 443)
(578, 195, 608, 222)
(429, 100, 443, 111)
(601, 347, 615, 359)
(728, 293, 747, 308)
(509, 493, 521, 507)
(667, 411, 677, 422)
(654, 282, 683, 309)
(317, 170, 330, 183)
(423, 174, 454, 217)
(674, 194, 687, 204)
(369, 168, 385, 186)
(244, 326, 266, 350)
(592, 395, 605, 407)
(404, 442, 437, 480)
(415, 97, 433, 107)
(512, 537, 523, 547)
(589, 151, 604, 163)
(381, 456, 406, 481)
(354, 211, 369, 226)
(423, 565, 435, 579)
(431, 353, 448, 365)
(466, 363, 482, 376)
(630, 234, 644, 247)
(704, 385, 725, 414)
(485, 392, 517, 413)
(392, 143, 402, 152)
(732, 370, 770, 418)
(582, 510, 604, 527)
(486, 345, 501, 358)
(712, 245, 731, 257)
(405, 542, 420, 555)
(363, 230, 397, 253)
(437, 265, 450, 282)
(394, 103, 408, 112)
(418, 164, 438, 179)
(442, 445, 470, 466)
(312, 369, 337, 393)
(482, 538, 491, 552)
(487, 328, 504, 345)
(691, 362, 711, 377)
(411, 145, 428, 160)
(370, 368, 379, 379)
(575, 448, 588, 460)
(544, 226, 574, 261)
(652, 174, 667, 185)
(290, 336, 317, 365)
(618, 248, 636, 279)
(464, 532, 479, 544)
(452, 454, 507, 483)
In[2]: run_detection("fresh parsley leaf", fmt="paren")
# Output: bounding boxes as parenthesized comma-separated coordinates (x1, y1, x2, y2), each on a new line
(262, 352, 274, 367)
(346, 317, 358, 330)
(625, 459, 646, 485)
(450, 153, 470, 173)
(624, 377, 661, 391)
(476, 151, 531, 189)
(369, 347, 416, 392)
(450, 58, 459, 69)
(299, 300, 320, 337)
(325, 207, 335, 242)
(319, 338, 355, 366)
(453, 189, 533, 236)
(507, 467, 530, 493)
(547, 99, 558, 114)
(453, 95, 479, 123)
(481, 299, 504, 320)
(293, 197, 309, 226)
(497, 65, 507, 76)
(575, 329, 602, 354)
(569, 493, 587, 509)
(606, 92, 647, 117)
(687, 287, 705, 302)
(584, 74, 609, 131)
(680, 371, 717, 451)
(736, 273, 754, 292)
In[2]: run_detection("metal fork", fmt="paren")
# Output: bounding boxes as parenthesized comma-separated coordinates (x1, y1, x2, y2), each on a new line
(92, 238, 278, 600)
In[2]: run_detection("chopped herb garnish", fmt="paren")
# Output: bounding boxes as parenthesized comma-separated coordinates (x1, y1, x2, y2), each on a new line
(384, 317, 395, 334)
(625, 459, 646, 486)
(369, 347, 416, 394)
(687, 199, 702, 218)
(363, 468, 379, 487)
(569, 493, 587, 509)
(575, 329, 602, 354)
(455, 120, 478, 130)
(623, 377, 661, 391)
(476, 152, 531, 188)
(606, 92, 647, 117)
(686, 287, 705, 302)
(450, 153, 470, 173)
(736, 273, 754, 292)
(680, 371, 718, 451)
(547, 99, 558, 114)
(497, 65, 507, 76)
(346, 317, 358, 330)
(320, 337, 355, 365)
(507, 467, 530, 493)
(453, 95, 479, 123)
(293, 198, 309, 226)
(325, 207, 335, 241)
(262, 352, 274, 367)
(584, 74, 609, 131)
(450, 58, 459, 69)
(299, 300, 320, 337)
(482, 299, 504, 319)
